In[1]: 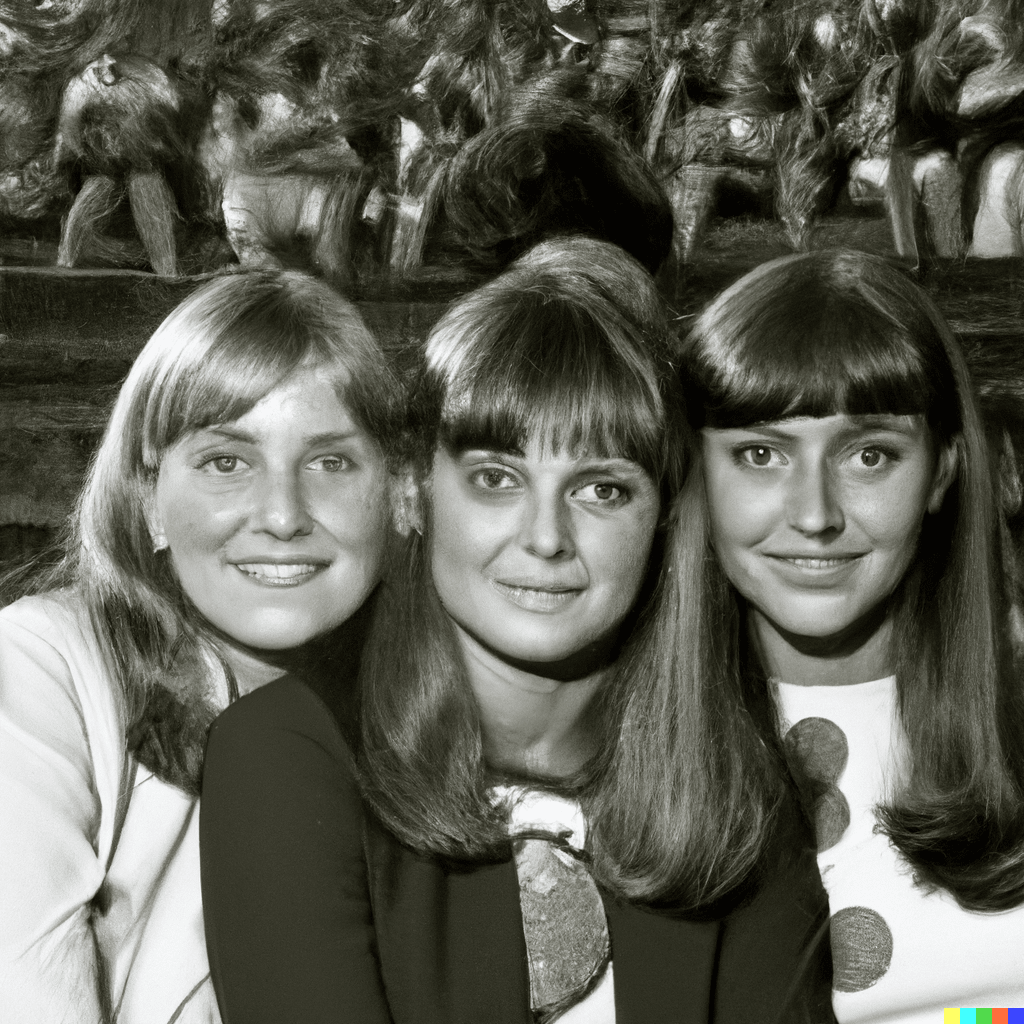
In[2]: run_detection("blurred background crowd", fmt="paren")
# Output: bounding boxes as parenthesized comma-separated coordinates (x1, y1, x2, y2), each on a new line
(5, 0, 1024, 289)
(5, 0, 1024, 578)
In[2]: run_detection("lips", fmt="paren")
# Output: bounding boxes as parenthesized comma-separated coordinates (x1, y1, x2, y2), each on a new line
(233, 562, 328, 587)
(489, 580, 583, 613)
(762, 552, 865, 588)
(768, 555, 863, 569)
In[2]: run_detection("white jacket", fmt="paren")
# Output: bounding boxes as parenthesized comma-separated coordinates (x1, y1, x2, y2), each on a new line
(0, 592, 220, 1024)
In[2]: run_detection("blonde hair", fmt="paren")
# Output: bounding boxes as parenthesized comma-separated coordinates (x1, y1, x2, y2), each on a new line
(40, 271, 404, 792)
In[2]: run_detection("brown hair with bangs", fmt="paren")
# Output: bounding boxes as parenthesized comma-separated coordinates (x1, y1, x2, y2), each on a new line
(357, 237, 698, 879)
(665, 249, 1024, 912)
(28, 271, 404, 794)
(686, 249, 961, 440)
(417, 243, 684, 498)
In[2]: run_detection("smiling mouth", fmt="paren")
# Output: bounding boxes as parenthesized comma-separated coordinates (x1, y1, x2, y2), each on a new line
(490, 580, 582, 612)
(233, 563, 327, 587)
(770, 556, 862, 569)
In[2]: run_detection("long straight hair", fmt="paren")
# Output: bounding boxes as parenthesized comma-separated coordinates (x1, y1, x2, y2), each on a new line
(359, 238, 762, 911)
(24, 271, 404, 794)
(680, 248, 1024, 911)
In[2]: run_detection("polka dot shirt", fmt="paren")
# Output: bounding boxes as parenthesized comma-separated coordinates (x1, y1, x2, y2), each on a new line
(775, 677, 1024, 1023)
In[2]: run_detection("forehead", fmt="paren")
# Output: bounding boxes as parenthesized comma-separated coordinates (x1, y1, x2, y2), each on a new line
(447, 431, 652, 467)
(703, 412, 932, 443)
(453, 439, 652, 469)
(175, 366, 361, 445)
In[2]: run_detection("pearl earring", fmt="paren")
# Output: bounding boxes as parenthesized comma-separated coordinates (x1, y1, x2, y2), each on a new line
(152, 533, 169, 553)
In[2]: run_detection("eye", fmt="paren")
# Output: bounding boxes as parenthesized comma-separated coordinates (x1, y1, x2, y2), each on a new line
(574, 481, 626, 504)
(859, 448, 884, 468)
(738, 445, 780, 468)
(312, 455, 350, 473)
(472, 467, 518, 490)
(203, 454, 245, 474)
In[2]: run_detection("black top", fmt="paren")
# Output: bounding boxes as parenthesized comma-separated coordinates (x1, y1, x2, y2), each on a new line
(201, 676, 834, 1024)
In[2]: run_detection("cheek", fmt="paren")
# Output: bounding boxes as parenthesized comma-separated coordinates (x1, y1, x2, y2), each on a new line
(853, 476, 931, 556)
(333, 478, 392, 547)
(165, 505, 233, 549)
(621, 522, 656, 579)
(428, 479, 504, 579)
(430, 507, 489, 591)
(705, 470, 771, 550)
(156, 460, 243, 550)
(865, 505, 928, 569)
(589, 513, 658, 600)
(160, 492, 239, 571)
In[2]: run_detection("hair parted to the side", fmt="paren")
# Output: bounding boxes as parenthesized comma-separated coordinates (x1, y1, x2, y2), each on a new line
(26, 270, 405, 795)
(359, 237, 718, 905)
(681, 248, 1024, 912)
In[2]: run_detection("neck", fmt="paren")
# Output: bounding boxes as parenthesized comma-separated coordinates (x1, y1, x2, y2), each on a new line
(750, 607, 895, 687)
(210, 599, 373, 704)
(203, 593, 376, 704)
(215, 644, 287, 700)
(455, 625, 607, 780)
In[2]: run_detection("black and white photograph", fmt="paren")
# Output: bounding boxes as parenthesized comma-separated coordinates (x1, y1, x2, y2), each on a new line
(3, 1, 1024, 1022)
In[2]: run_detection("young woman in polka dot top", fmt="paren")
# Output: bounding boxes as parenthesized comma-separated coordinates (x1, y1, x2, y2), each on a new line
(665, 249, 1024, 1022)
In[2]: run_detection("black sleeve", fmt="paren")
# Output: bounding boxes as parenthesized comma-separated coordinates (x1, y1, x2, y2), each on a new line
(201, 676, 393, 1024)
(713, 803, 836, 1024)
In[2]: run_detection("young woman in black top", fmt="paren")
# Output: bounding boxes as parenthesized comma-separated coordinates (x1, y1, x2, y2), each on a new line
(201, 238, 833, 1024)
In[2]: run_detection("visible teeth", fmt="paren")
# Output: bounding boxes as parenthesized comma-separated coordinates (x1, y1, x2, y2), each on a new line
(788, 558, 849, 569)
(236, 563, 319, 581)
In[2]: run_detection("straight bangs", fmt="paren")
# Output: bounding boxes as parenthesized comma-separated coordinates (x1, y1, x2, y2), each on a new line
(430, 290, 673, 484)
(686, 253, 961, 441)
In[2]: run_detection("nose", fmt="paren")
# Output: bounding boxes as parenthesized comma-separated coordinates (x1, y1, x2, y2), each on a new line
(786, 461, 844, 536)
(253, 470, 315, 540)
(520, 492, 575, 560)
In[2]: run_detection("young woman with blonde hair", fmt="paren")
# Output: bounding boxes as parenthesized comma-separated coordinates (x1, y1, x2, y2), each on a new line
(0, 270, 404, 1023)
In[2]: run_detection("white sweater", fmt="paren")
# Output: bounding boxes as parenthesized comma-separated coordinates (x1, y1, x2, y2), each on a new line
(0, 592, 220, 1024)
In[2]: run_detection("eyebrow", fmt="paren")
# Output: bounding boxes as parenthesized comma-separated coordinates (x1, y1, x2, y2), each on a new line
(302, 430, 364, 446)
(724, 415, 922, 441)
(196, 427, 363, 446)
(456, 447, 649, 473)
(451, 443, 525, 458)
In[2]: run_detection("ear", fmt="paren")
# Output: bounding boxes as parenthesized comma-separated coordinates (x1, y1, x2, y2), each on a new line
(391, 467, 424, 537)
(927, 442, 958, 515)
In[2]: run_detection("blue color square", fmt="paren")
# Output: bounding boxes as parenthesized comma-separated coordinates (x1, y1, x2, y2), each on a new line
(1008, 1010, 1024, 1023)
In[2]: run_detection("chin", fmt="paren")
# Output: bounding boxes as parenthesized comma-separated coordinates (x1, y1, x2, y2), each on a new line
(486, 626, 601, 667)
(220, 616, 331, 652)
(766, 609, 870, 646)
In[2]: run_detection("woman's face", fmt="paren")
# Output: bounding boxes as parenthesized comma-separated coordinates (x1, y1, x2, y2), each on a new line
(702, 413, 952, 647)
(150, 365, 391, 651)
(428, 437, 661, 666)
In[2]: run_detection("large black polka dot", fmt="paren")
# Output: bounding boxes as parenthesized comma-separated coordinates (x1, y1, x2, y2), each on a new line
(830, 906, 894, 992)
(783, 717, 851, 851)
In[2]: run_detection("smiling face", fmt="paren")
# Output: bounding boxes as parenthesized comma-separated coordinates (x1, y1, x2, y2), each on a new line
(150, 365, 391, 651)
(702, 413, 953, 660)
(428, 438, 661, 667)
